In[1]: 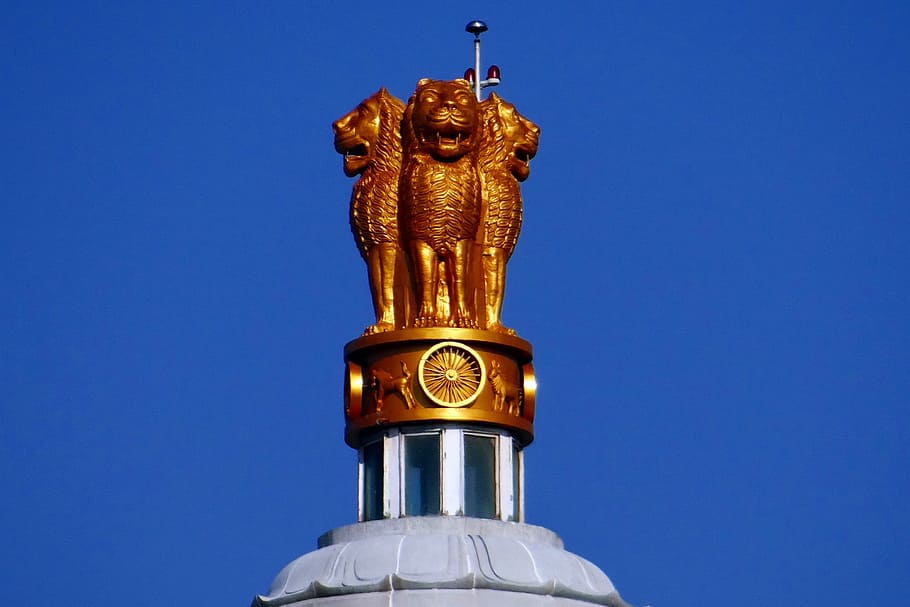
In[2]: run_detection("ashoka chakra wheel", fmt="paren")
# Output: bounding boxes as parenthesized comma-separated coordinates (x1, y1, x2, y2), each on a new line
(418, 341, 486, 408)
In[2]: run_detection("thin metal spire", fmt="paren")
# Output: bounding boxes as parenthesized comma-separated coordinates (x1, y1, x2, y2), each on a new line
(465, 20, 500, 100)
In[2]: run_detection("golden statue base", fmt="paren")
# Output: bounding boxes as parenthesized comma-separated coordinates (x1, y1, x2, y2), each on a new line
(343, 328, 535, 448)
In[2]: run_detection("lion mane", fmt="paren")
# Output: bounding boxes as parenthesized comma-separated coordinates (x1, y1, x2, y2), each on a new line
(398, 78, 483, 327)
(333, 88, 407, 334)
(478, 92, 540, 256)
(399, 79, 481, 253)
(344, 89, 406, 258)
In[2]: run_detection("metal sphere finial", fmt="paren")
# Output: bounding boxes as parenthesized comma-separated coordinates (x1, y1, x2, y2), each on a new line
(465, 20, 488, 36)
(463, 20, 497, 99)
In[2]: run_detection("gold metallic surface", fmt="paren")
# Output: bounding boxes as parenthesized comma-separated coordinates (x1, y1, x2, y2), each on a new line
(477, 93, 540, 334)
(344, 327, 532, 359)
(417, 341, 487, 407)
(333, 89, 408, 335)
(371, 360, 417, 412)
(333, 81, 538, 334)
(520, 362, 536, 423)
(335, 81, 540, 446)
(400, 79, 482, 329)
(343, 329, 535, 447)
(489, 359, 520, 416)
(344, 361, 363, 420)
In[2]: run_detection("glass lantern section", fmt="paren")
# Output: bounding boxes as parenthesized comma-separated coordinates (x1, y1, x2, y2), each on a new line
(362, 440, 384, 521)
(464, 434, 496, 518)
(404, 433, 441, 515)
(357, 426, 523, 522)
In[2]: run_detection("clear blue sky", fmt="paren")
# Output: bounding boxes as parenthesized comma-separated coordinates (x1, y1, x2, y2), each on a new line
(2, 2, 908, 606)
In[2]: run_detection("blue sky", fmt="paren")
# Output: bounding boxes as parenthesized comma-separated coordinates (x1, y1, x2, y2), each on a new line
(2, 2, 908, 606)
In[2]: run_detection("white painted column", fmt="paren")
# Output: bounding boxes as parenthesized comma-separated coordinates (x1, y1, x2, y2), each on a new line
(384, 429, 401, 518)
(357, 447, 365, 521)
(441, 427, 464, 515)
(497, 434, 512, 521)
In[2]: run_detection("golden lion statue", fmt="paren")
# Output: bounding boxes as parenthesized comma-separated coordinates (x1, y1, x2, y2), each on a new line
(399, 78, 482, 328)
(478, 93, 540, 334)
(333, 88, 406, 334)
(333, 81, 540, 335)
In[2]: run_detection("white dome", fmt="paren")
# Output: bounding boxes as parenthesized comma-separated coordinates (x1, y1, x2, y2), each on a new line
(253, 517, 631, 607)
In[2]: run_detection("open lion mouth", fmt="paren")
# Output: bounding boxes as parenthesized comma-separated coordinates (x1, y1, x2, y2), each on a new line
(338, 138, 372, 176)
(514, 138, 538, 165)
(344, 143, 368, 157)
(421, 131, 467, 147)
(334, 131, 370, 156)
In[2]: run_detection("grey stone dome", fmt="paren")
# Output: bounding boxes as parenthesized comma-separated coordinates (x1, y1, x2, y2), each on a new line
(253, 517, 631, 607)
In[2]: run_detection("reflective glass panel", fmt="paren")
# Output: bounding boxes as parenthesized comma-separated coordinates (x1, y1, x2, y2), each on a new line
(363, 440, 383, 521)
(464, 434, 496, 518)
(404, 434, 440, 515)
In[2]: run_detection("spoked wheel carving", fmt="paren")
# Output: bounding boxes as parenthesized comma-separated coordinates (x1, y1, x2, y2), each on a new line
(417, 341, 486, 407)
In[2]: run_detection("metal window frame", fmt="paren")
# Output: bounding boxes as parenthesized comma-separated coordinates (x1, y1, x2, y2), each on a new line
(358, 425, 524, 522)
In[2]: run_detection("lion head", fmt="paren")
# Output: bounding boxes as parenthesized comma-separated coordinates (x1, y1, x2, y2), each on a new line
(333, 88, 405, 178)
(405, 78, 479, 160)
(481, 92, 540, 182)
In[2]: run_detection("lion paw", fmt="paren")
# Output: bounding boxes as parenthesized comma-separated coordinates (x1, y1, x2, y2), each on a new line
(487, 322, 516, 336)
(415, 315, 438, 328)
(364, 321, 395, 335)
(452, 315, 478, 329)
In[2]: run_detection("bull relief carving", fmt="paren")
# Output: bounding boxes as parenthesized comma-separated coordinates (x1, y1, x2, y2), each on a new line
(489, 359, 521, 416)
(333, 80, 539, 335)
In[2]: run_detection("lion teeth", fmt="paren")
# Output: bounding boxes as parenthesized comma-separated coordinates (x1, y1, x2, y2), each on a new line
(431, 132, 463, 146)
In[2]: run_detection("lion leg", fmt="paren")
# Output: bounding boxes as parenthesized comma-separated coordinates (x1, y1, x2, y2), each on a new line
(365, 244, 397, 334)
(482, 246, 513, 334)
(364, 246, 383, 333)
(376, 242, 397, 331)
(410, 240, 438, 327)
(449, 239, 477, 328)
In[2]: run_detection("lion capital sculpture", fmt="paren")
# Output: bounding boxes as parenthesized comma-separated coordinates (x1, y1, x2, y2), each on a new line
(333, 80, 539, 336)
(333, 88, 406, 334)
(477, 92, 540, 334)
(399, 78, 483, 329)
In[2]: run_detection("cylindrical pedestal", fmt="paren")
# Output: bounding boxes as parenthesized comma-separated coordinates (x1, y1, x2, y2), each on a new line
(343, 328, 536, 448)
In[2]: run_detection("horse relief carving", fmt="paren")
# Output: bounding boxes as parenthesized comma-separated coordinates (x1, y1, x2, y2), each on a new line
(371, 361, 417, 413)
